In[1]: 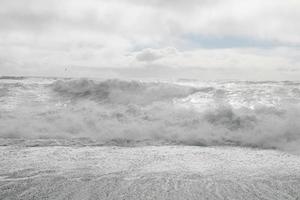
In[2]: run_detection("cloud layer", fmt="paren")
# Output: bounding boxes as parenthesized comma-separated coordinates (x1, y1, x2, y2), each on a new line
(0, 0, 299, 80)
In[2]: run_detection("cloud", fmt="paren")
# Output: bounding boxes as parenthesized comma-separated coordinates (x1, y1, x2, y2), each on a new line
(121, 0, 219, 10)
(1, 0, 299, 43)
(0, 0, 299, 79)
(133, 47, 300, 69)
(136, 49, 162, 62)
(135, 47, 177, 62)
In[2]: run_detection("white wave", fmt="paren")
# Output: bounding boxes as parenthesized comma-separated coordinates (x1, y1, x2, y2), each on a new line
(50, 79, 203, 105)
(1, 78, 300, 153)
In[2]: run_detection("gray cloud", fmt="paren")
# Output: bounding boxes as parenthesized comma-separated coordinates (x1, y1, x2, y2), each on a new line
(136, 49, 163, 62)
(136, 47, 178, 62)
(121, 0, 219, 10)
(0, 0, 299, 80)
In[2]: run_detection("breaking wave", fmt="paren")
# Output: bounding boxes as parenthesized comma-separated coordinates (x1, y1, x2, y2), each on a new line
(50, 79, 204, 105)
(1, 78, 300, 153)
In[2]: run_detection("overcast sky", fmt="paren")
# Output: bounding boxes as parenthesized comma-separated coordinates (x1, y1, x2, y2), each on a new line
(0, 0, 300, 80)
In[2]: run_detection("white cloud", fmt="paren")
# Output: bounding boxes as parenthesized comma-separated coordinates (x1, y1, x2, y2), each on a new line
(0, 0, 299, 79)
(136, 47, 177, 62)
(132, 47, 300, 70)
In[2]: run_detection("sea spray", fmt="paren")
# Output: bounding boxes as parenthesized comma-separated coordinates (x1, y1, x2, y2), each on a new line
(1, 77, 300, 152)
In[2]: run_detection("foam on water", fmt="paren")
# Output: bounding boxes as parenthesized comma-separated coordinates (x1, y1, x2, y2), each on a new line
(1, 77, 300, 153)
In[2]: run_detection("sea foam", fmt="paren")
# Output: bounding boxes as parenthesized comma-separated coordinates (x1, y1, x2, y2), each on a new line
(1, 78, 300, 153)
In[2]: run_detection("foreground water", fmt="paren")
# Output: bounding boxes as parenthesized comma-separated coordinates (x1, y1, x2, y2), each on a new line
(1, 146, 300, 200)
(1, 77, 300, 153)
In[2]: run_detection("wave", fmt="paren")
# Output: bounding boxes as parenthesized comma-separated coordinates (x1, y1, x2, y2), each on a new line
(50, 79, 204, 105)
(0, 76, 27, 80)
(0, 78, 300, 153)
(1, 100, 300, 153)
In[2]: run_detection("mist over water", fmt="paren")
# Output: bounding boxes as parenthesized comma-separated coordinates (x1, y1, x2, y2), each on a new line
(1, 77, 300, 153)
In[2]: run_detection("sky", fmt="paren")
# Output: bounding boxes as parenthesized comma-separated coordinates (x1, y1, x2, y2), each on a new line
(0, 0, 300, 80)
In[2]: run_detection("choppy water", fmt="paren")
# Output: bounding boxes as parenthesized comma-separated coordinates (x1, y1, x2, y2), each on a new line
(1, 76, 300, 152)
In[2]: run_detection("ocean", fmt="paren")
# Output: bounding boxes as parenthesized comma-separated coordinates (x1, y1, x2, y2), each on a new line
(1, 77, 300, 199)
(1, 76, 300, 152)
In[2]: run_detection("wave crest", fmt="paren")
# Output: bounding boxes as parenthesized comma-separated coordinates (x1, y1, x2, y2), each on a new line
(50, 79, 202, 105)
(1, 78, 300, 154)
(1, 100, 300, 153)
